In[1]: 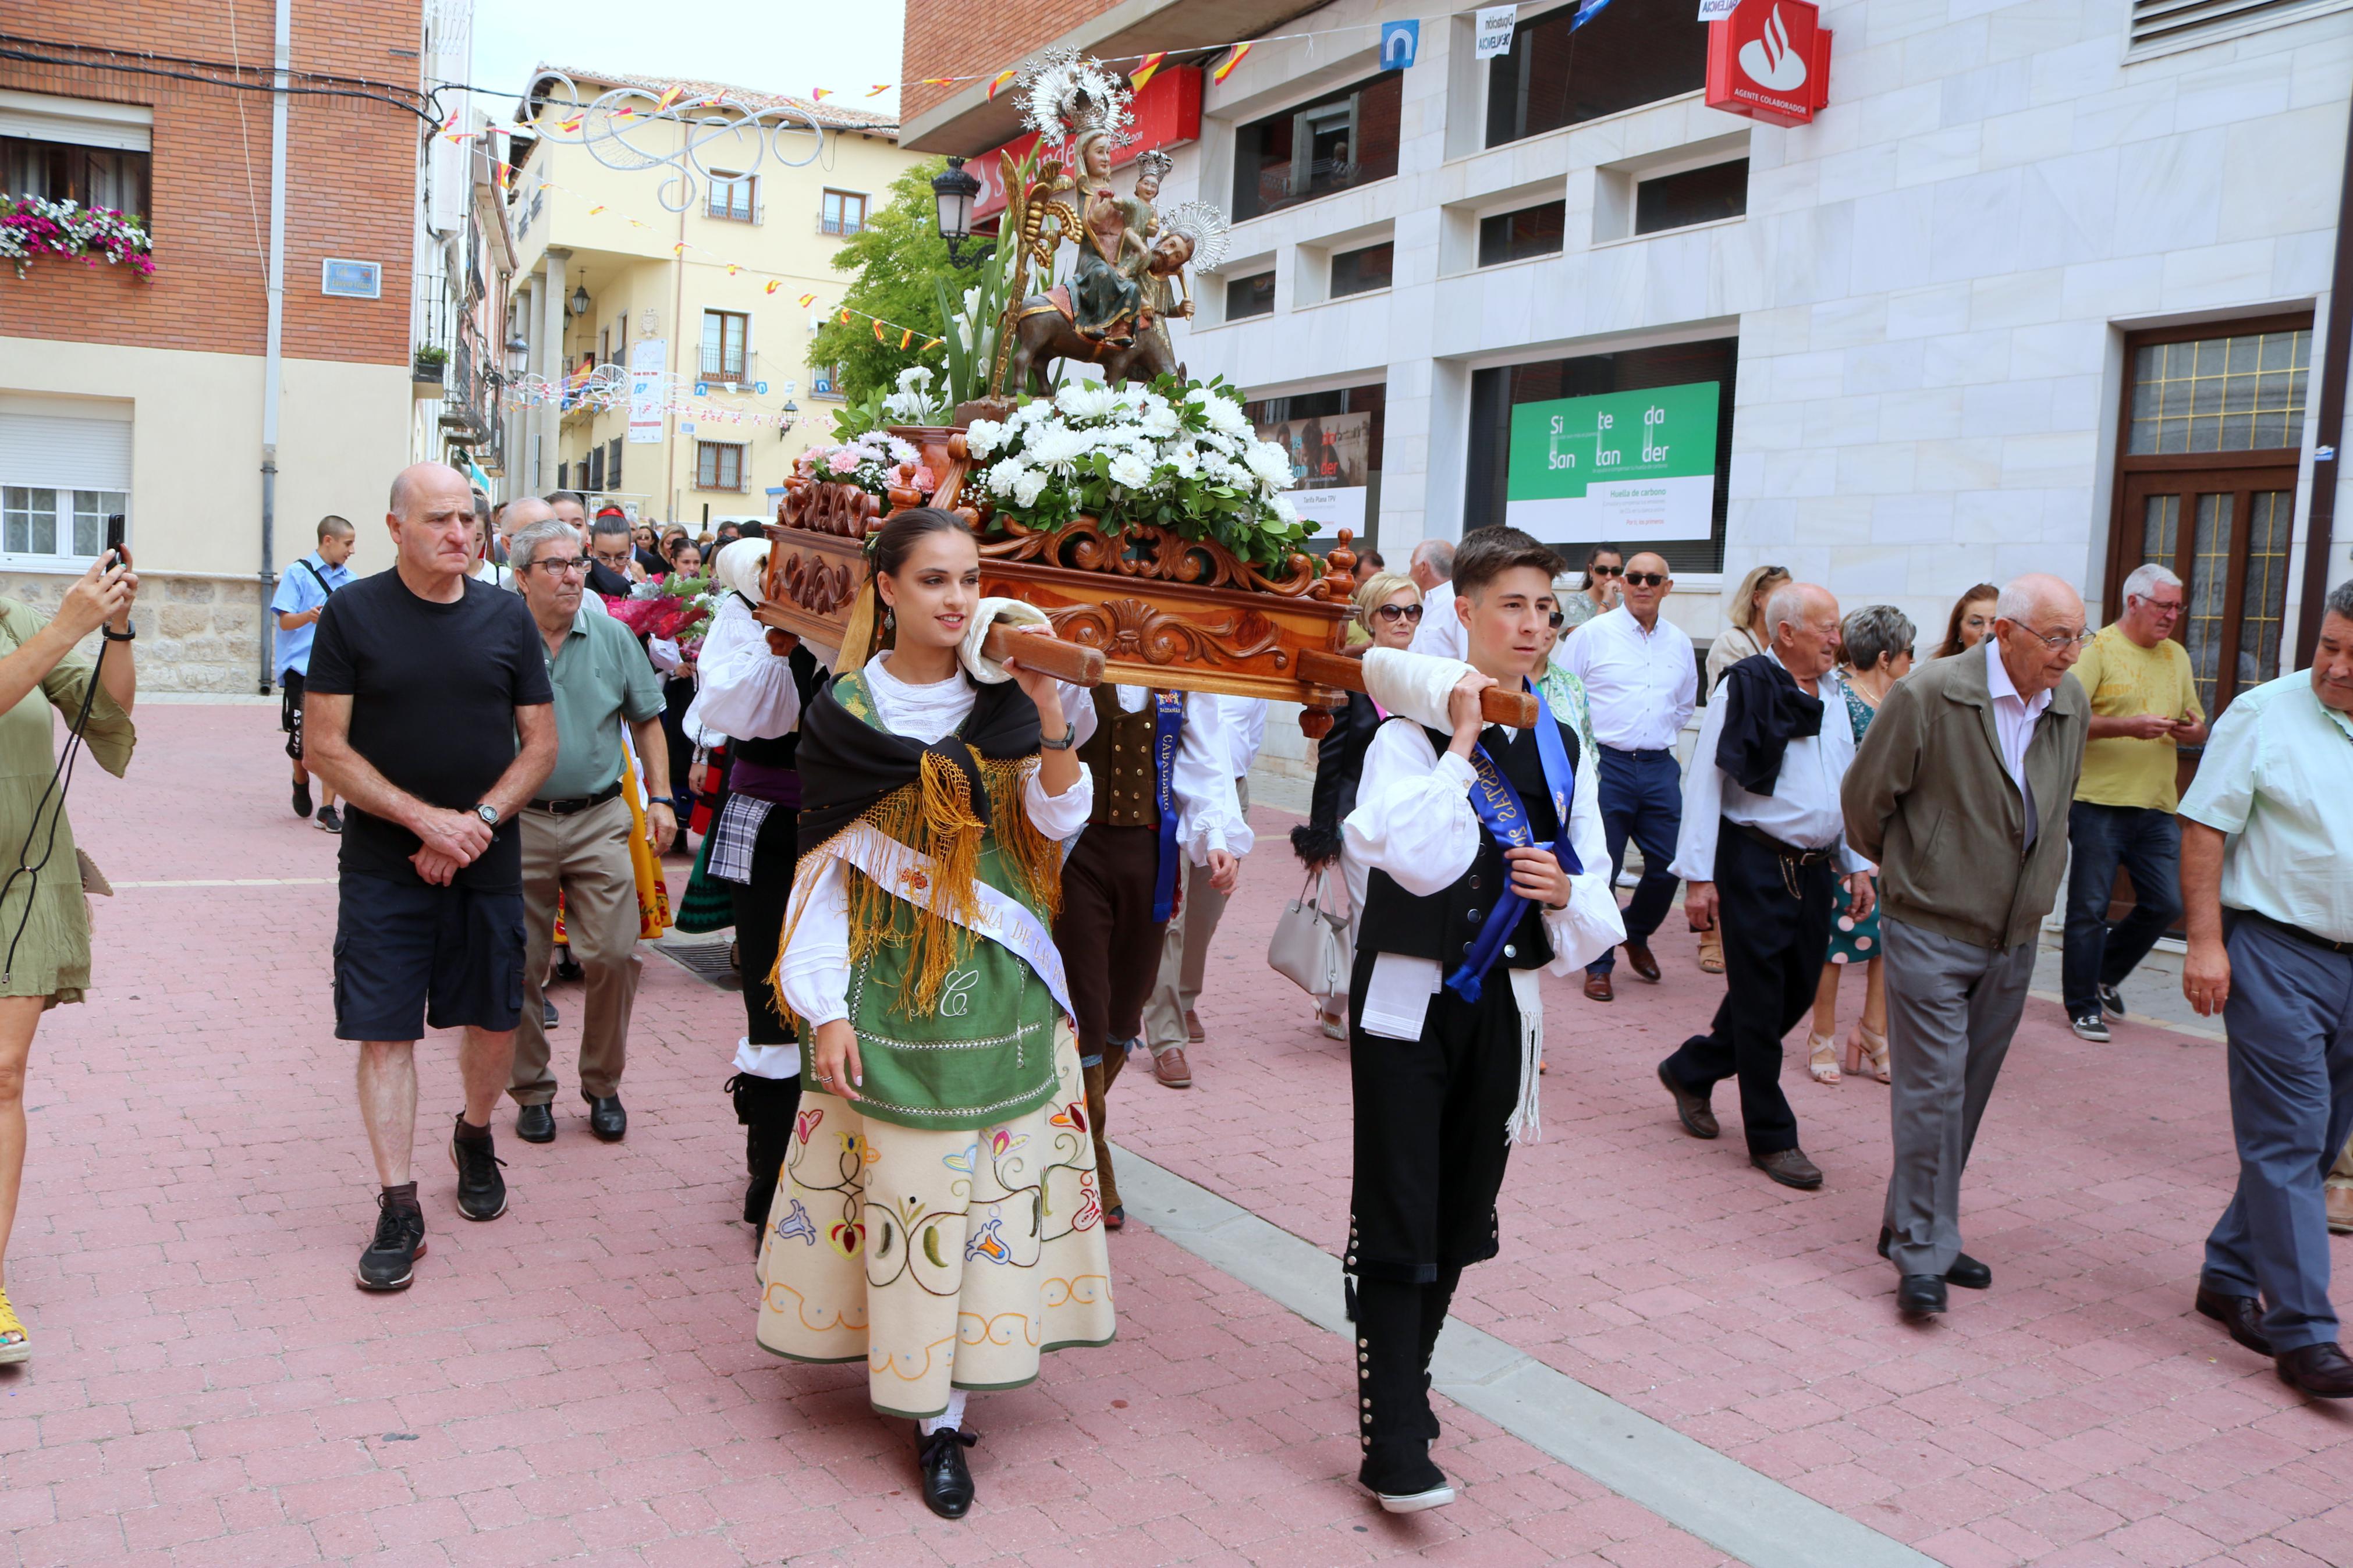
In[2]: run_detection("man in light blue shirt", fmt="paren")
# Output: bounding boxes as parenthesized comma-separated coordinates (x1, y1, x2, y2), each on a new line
(273, 515, 357, 830)
(2181, 580, 2353, 1398)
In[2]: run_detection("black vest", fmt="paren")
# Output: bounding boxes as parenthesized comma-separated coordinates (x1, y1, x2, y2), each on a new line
(728, 642, 826, 769)
(1356, 719, 1579, 979)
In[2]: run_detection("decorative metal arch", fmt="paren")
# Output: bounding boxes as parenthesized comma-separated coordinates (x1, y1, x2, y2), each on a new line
(528, 70, 827, 214)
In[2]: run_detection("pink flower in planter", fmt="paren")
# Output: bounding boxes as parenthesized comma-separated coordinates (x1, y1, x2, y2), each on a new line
(912, 465, 938, 491)
(826, 450, 861, 475)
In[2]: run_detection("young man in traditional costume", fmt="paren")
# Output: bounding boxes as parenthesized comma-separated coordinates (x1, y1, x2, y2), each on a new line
(681, 536, 831, 1245)
(1340, 525, 1623, 1512)
(757, 509, 1113, 1520)
(1056, 674, 1246, 1228)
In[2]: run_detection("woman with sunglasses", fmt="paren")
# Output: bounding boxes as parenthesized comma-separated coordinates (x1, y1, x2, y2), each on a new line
(1557, 545, 1626, 635)
(1293, 571, 1422, 1037)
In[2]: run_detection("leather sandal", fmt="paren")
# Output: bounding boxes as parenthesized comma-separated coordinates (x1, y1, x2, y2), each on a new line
(0, 1285, 29, 1366)
(1807, 1033, 1841, 1085)
(1844, 1023, 1891, 1083)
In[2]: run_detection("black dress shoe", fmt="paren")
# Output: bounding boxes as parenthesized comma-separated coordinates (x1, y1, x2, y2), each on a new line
(554, 950, 584, 984)
(917, 1425, 977, 1519)
(1752, 1148, 1823, 1190)
(1623, 939, 1661, 982)
(2195, 1285, 2273, 1356)
(1878, 1227, 1992, 1290)
(585, 1094, 627, 1142)
(516, 1104, 555, 1144)
(1658, 1058, 1719, 1139)
(1897, 1275, 1947, 1317)
(2276, 1342, 2353, 1398)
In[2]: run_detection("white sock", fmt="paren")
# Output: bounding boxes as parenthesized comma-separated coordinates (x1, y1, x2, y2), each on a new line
(917, 1388, 969, 1435)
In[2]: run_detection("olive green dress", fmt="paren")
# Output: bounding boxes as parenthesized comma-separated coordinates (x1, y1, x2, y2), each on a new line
(0, 600, 135, 1007)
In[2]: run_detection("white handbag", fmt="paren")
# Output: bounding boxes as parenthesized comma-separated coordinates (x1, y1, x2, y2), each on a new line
(1267, 870, 1350, 1000)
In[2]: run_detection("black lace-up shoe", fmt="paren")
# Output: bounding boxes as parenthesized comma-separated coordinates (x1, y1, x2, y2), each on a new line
(356, 1194, 426, 1291)
(449, 1117, 509, 1221)
(917, 1426, 978, 1519)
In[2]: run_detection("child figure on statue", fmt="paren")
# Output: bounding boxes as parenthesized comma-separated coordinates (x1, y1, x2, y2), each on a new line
(755, 509, 1113, 1520)
(1340, 525, 1623, 1511)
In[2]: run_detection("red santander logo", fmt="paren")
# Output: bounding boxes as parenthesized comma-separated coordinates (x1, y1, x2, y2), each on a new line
(1706, 0, 1832, 127)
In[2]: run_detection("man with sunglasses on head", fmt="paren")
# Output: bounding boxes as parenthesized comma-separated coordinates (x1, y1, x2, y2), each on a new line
(1557, 545, 1624, 634)
(2060, 563, 2205, 1043)
(1844, 574, 2089, 1320)
(1558, 552, 1697, 1002)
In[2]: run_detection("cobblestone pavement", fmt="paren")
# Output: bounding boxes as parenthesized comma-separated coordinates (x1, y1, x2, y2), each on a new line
(1, 707, 1744, 1568)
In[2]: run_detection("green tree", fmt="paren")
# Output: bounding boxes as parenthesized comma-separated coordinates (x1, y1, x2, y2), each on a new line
(807, 158, 961, 404)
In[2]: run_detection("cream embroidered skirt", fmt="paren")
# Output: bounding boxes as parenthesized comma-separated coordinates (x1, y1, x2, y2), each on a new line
(754, 1023, 1116, 1418)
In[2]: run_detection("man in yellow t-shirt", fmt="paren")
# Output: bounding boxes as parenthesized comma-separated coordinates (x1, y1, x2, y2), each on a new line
(2062, 563, 2208, 1040)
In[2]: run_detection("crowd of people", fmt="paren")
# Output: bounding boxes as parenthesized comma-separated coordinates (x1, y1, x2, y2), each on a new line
(0, 457, 2344, 1527)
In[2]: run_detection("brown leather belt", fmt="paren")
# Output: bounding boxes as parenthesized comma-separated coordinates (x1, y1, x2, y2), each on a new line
(1733, 820, 1833, 864)
(527, 781, 623, 817)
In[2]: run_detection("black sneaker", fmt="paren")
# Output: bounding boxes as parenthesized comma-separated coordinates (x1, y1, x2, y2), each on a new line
(2071, 1014, 2110, 1043)
(449, 1117, 509, 1221)
(292, 780, 313, 819)
(2099, 983, 2125, 1018)
(357, 1194, 426, 1290)
(317, 804, 342, 834)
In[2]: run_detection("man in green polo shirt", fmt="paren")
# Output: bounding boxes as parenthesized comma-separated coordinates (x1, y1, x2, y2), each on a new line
(506, 517, 672, 1144)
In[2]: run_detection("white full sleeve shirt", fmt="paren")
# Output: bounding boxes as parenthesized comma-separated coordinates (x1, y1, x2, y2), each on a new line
(1105, 684, 1252, 861)
(775, 653, 1096, 1030)
(1558, 603, 1698, 752)
(684, 593, 801, 745)
(1670, 653, 1869, 881)
(1341, 715, 1623, 1040)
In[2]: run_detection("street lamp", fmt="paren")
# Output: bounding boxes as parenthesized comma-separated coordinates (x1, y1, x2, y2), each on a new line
(931, 156, 991, 269)
(569, 283, 590, 317)
(778, 399, 800, 438)
(504, 333, 530, 378)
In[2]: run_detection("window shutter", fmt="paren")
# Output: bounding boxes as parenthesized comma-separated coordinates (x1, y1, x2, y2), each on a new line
(0, 410, 132, 490)
(2128, 0, 2351, 54)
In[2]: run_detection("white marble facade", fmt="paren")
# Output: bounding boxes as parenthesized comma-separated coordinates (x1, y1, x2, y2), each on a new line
(1162, 0, 2353, 650)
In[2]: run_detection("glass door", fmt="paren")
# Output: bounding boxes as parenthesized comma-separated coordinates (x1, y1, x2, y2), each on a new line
(2118, 471, 2298, 719)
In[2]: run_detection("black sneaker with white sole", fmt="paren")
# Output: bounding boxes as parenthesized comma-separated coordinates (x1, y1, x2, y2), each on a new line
(317, 804, 343, 834)
(2099, 983, 2125, 1018)
(2070, 1013, 2111, 1043)
(450, 1117, 509, 1221)
(357, 1194, 427, 1290)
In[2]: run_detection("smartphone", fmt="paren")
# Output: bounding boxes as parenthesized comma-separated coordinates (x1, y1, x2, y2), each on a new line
(104, 513, 129, 568)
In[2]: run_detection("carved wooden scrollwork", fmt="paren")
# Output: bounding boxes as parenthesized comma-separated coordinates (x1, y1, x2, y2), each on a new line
(978, 513, 1329, 599)
(772, 547, 858, 618)
(1037, 595, 1282, 669)
(779, 477, 881, 538)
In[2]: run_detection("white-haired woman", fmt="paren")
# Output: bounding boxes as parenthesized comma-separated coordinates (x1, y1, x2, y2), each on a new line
(1807, 603, 1915, 1083)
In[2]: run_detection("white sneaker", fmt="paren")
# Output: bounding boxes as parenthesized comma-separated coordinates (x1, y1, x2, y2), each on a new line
(2071, 1014, 2110, 1043)
(1375, 1484, 1457, 1514)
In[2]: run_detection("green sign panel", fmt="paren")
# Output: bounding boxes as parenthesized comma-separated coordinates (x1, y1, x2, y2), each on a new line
(1504, 382, 1720, 542)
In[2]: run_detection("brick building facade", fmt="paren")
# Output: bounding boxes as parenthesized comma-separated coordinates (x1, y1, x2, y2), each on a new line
(1, 2, 423, 690)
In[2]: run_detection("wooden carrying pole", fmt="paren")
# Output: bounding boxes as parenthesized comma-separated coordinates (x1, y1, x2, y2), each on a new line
(757, 609, 1105, 688)
(1294, 649, 1539, 728)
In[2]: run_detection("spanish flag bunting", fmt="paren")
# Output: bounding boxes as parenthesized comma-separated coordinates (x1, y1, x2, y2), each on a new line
(587, 204, 605, 215)
(1130, 52, 1167, 91)
(559, 116, 583, 133)
(1212, 42, 1252, 82)
(798, 293, 817, 308)
(924, 337, 944, 351)
(867, 84, 892, 97)
(920, 77, 956, 86)
(766, 280, 783, 294)
(899, 328, 915, 349)
(872, 317, 886, 343)
(652, 84, 684, 112)
(726, 263, 740, 275)
(839, 309, 853, 324)
(986, 68, 1017, 99)
(812, 87, 833, 101)
(673, 241, 688, 255)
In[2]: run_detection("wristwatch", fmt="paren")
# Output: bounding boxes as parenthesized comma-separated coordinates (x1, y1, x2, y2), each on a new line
(473, 803, 500, 828)
(1039, 727, 1078, 751)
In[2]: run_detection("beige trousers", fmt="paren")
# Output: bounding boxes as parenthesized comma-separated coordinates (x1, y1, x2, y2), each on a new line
(1141, 777, 1247, 1055)
(2331, 1133, 2353, 1188)
(510, 794, 642, 1104)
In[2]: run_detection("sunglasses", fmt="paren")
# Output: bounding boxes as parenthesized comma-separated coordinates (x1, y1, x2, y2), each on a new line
(1371, 603, 1425, 624)
(1588, 563, 1624, 577)
(1623, 571, 1668, 588)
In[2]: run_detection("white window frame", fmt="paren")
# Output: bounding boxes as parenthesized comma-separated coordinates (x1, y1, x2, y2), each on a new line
(0, 404, 132, 573)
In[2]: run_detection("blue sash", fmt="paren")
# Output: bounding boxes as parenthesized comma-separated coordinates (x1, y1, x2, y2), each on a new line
(1150, 689, 1184, 924)
(1443, 684, 1584, 1004)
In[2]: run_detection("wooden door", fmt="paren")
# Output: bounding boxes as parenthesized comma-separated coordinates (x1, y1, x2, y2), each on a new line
(2113, 462, 2299, 720)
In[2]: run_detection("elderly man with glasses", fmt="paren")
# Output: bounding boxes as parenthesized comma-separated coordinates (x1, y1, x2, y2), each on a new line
(505, 517, 672, 1146)
(2059, 563, 2208, 1042)
(1843, 573, 2090, 1319)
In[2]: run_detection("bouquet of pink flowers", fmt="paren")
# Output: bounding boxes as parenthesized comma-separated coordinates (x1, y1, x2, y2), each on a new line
(795, 430, 938, 499)
(601, 573, 712, 648)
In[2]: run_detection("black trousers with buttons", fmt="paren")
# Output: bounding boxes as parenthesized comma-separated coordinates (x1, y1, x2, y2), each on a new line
(1347, 947, 1523, 1467)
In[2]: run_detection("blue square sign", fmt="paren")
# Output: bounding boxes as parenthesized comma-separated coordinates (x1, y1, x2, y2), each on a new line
(1379, 19, 1419, 69)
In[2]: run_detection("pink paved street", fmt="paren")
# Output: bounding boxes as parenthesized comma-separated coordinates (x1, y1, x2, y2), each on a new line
(4, 703, 2348, 1568)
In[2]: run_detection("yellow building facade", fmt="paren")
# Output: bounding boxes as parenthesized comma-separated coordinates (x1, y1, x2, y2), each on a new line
(504, 67, 924, 529)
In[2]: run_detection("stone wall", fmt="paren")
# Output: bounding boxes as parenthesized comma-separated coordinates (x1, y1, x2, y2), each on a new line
(0, 571, 271, 695)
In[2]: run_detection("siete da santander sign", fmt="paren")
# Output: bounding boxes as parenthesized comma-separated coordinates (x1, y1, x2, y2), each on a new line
(1705, 0, 1832, 127)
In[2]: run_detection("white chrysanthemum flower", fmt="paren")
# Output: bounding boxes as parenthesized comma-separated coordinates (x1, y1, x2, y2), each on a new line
(1012, 469, 1049, 507)
(1168, 443, 1199, 478)
(1272, 495, 1300, 524)
(1014, 399, 1053, 426)
(886, 436, 920, 465)
(965, 418, 1007, 457)
(896, 365, 934, 392)
(1198, 393, 1250, 435)
(984, 458, 1031, 495)
(1243, 441, 1295, 488)
(1107, 450, 1155, 488)
(1139, 402, 1180, 438)
(1055, 381, 1118, 421)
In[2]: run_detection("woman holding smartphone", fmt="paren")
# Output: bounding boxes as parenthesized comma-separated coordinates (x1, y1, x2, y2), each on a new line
(0, 549, 140, 1364)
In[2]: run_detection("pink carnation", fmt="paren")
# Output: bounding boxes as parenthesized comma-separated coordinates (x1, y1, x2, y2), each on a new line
(826, 449, 861, 475)
(913, 465, 938, 491)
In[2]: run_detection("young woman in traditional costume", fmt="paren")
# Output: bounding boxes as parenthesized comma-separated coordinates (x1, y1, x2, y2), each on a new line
(755, 508, 1113, 1519)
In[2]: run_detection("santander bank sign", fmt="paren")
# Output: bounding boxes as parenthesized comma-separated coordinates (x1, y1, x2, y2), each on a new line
(1705, 0, 1832, 127)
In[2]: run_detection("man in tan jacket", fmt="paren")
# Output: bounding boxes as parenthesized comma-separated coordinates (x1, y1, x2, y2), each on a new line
(1843, 573, 2089, 1319)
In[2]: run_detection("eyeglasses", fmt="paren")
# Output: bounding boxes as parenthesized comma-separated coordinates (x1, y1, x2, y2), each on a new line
(2139, 598, 2185, 616)
(1623, 572, 1668, 588)
(2018, 624, 2095, 649)
(1588, 563, 1624, 577)
(530, 557, 589, 577)
(1371, 603, 1424, 624)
